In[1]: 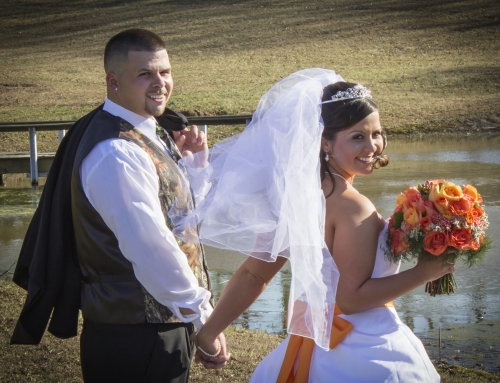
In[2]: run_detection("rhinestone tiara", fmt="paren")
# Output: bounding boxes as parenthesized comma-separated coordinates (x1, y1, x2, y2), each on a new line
(321, 84, 372, 104)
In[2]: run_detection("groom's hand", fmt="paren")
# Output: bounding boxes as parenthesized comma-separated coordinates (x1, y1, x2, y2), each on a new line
(191, 332, 230, 369)
(173, 125, 209, 167)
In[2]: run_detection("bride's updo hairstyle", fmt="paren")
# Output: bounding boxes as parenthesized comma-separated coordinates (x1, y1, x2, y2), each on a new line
(320, 81, 389, 189)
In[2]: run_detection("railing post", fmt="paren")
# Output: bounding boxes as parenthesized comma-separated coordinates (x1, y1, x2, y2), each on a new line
(28, 127, 38, 186)
(58, 129, 66, 144)
(199, 124, 208, 138)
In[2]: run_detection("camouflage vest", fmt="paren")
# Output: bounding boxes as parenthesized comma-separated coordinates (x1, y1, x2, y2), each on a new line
(118, 121, 212, 323)
(72, 110, 212, 325)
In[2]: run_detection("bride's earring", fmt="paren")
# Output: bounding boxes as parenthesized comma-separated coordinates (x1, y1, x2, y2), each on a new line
(325, 153, 330, 162)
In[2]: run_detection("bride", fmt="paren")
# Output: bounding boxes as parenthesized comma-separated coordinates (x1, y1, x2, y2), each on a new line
(178, 69, 452, 382)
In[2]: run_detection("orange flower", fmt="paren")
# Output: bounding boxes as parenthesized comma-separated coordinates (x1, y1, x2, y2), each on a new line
(428, 184, 444, 203)
(404, 207, 422, 226)
(449, 228, 473, 250)
(428, 179, 446, 185)
(420, 216, 432, 232)
(463, 184, 483, 203)
(391, 230, 410, 255)
(449, 195, 474, 216)
(473, 204, 484, 216)
(423, 200, 437, 218)
(405, 187, 425, 213)
(442, 182, 463, 201)
(429, 182, 463, 203)
(423, 231, 449, 256)
(434, 197, 452, 218)
(396, 192, 407, 207)
(465, 211, 475, 225)
(469, 241, 480, 251)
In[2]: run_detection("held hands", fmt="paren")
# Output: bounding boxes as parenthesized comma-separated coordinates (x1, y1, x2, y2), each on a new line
(191, 330, 230, 369)
(172, 125, 209, 167)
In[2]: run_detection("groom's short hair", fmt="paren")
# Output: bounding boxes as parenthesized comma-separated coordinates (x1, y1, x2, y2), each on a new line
(104, 29, 167, 72)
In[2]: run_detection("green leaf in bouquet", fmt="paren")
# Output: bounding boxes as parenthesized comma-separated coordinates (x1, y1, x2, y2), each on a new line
(457, 236, 492, 268)
(417, 183, 431, 198)
(393, 211, 404, 230)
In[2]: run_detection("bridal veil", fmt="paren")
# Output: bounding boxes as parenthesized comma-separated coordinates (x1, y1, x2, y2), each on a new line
(170, 68, 342, 350)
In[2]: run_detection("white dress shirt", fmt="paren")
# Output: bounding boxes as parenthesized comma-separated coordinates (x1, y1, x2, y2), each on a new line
(79, 98, 212, 329)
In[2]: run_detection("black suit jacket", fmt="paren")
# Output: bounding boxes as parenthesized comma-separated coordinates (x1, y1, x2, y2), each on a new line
(11, 106, 102, 344)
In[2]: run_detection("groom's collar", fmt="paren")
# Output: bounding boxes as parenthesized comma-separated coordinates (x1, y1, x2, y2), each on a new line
(103, 98, 157, 141)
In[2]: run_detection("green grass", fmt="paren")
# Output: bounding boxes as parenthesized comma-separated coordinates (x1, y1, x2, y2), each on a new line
(1, 281, 500, 382)
(0, 0, 499, 152)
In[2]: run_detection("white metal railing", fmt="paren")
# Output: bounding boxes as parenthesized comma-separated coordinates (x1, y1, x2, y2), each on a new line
(0, 115, 252, 185)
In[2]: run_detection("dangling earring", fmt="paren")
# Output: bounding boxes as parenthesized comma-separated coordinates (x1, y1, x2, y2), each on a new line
(325, 153, 329, 162)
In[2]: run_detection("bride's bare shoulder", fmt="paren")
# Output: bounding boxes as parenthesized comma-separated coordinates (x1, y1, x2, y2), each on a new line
(324, 183, 377, 224)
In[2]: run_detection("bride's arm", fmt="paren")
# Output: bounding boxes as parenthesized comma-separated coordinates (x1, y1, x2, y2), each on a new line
(332, 195, 454, 315)
(195, 255, 287, 359)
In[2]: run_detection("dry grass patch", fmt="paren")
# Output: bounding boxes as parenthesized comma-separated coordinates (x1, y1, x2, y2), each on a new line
(2, 281, 500, 382)
(0, 0, 499, 151)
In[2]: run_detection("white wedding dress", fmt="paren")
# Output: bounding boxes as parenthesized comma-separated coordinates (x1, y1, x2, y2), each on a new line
(250, 223, 440, 382)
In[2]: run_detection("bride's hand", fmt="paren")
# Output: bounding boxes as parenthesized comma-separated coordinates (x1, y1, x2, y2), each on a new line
(414, 248, 456, 283)
(191, 330, 230, 369)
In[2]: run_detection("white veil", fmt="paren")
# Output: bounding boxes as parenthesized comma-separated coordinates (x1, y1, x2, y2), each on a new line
(170, 68, 342, 350)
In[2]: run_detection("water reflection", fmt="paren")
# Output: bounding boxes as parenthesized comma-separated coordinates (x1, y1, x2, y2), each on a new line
(206, 247, 291, 334)
(0, 180, 41, 279)
(1, 133, 499, 371)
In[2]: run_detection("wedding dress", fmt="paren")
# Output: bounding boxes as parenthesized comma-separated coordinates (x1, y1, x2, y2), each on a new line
(250, 222, 440, 383)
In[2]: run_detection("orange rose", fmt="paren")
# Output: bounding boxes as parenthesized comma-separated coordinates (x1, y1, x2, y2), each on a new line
(405, 187, 425, 213)
(404, 207, 422, 227)
(423, 200, 437, 218)
(442, 182, 463, 201)
(428, 179, 446, 185)
(396, 192, 407, 207)
(391, 230, 410, 255)
(423, 231, 449, 256)
(420, 216, 432, 232)
(429, 181, 463, 203)
(469, 241, 480, 251)
(428, 183, 444, 203)
(434, 197, 452, 218)
(449, 228, 473, 250)
(465, 211, 475, 225)
(463, 184, 483, 203)
(449, 195, 474, 216)
(473, 204, 484, 216)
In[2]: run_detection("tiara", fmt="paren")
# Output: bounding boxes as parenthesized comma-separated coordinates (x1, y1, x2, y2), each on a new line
(321, 84, 372, 104)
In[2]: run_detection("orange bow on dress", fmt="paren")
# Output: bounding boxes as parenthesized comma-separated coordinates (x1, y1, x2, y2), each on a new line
(276, 302, 394, 383)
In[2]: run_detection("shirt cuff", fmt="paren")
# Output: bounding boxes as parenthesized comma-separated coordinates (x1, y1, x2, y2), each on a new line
(179, 150, 210, 169)
(186, 305, 214, 331)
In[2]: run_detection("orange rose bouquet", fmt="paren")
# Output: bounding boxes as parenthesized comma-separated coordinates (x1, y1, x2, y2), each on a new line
(386, 180, 491, 296)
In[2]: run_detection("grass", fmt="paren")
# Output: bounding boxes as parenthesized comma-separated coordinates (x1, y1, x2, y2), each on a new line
(1, 281, 500, 382)
(0, 0, 499, 152)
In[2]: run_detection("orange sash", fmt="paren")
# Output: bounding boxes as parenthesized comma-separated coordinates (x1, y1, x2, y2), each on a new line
(276, 302, 395, 383)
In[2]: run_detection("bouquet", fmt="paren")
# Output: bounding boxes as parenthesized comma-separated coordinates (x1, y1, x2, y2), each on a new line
(386, 180, 491, 296)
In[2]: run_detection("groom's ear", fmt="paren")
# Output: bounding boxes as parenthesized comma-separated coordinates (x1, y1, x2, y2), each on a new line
(156, 108, 189, 131)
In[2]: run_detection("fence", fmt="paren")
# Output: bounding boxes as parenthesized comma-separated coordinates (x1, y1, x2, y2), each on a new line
(0, 115, 252, 185)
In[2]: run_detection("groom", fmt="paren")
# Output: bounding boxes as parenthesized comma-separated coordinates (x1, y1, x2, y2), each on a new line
(11, 29, 227, 382)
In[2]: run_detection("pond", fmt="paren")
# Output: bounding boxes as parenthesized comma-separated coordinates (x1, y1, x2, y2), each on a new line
(1, 133, 499, 372)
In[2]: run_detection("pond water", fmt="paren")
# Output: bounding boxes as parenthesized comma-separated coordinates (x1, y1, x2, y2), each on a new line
(1, 133, 499, 372)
